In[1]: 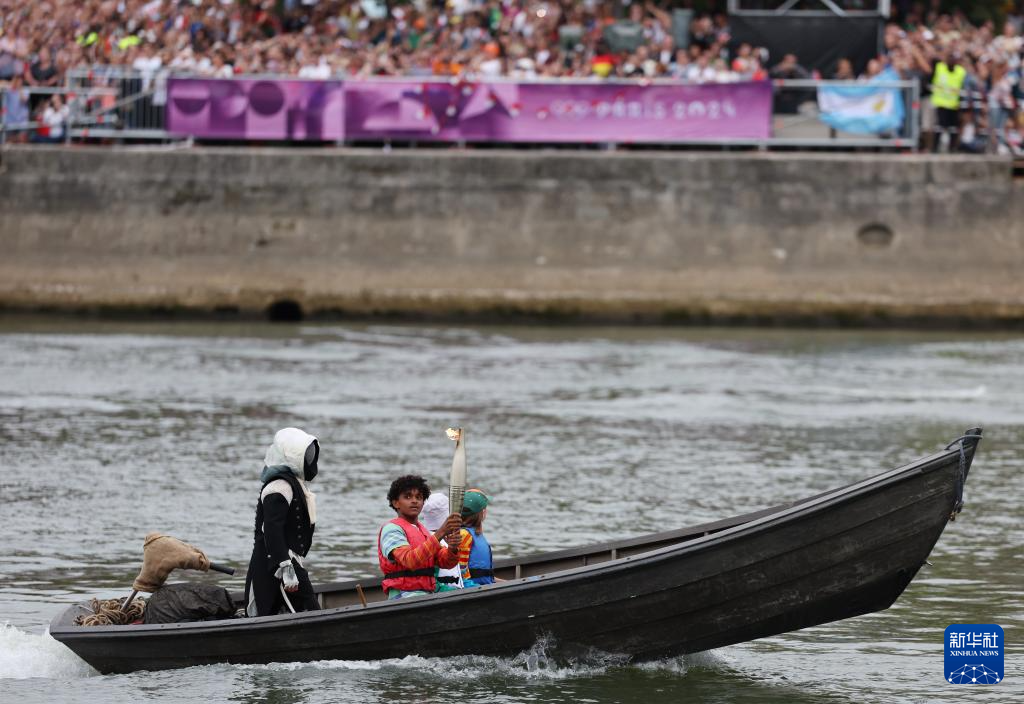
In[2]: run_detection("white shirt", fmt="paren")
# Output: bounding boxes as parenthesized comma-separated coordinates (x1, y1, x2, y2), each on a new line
(261, 478, 317, 526)
(43, 105, 68, 138)
(298, 62, 332, 79)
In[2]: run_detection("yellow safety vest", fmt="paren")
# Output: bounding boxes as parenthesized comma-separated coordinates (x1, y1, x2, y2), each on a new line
(931, 62, 966, 110)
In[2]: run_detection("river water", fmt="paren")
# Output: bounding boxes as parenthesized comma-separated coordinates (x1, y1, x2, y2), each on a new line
(0, 318, 1020, 703)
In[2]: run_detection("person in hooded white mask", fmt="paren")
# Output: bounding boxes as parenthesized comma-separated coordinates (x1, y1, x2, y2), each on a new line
(420, 493, 464, 592)
(244, 427, 321, 616)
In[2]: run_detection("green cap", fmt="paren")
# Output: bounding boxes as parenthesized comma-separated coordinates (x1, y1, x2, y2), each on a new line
(461, 489, 490, 517)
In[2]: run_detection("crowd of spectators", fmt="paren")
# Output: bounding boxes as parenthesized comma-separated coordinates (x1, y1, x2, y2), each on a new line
(864, 7, 1024, 152)
(0, 1, 761, 83)
(1, 1, 1023, 151)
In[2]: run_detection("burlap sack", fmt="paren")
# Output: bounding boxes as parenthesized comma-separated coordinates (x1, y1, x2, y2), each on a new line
(132, 532, 211, 593)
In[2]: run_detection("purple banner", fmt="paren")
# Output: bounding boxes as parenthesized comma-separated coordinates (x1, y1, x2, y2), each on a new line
(167, 78, 771, 142)
(344, 79, 772, 143)
(344, 79, 770, 142)
(167, 78, 345, 141)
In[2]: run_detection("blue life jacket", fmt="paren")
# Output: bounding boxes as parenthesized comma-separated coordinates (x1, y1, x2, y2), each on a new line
(463, 526, 494, 587)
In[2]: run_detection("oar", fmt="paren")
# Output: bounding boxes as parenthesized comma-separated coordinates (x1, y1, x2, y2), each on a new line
(446, 427, 467, 516)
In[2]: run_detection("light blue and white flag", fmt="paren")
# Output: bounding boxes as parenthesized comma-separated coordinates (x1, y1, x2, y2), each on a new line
(817, 67, 905, 135)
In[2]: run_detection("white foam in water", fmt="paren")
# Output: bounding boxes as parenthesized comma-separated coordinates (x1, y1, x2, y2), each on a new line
(637, 649, 733, 675)
(0, 623, 95, 680)
(240, 637, 608, 680)
(0, 623, 730, 683)
(815, 384, 987, 401)
(242, 637, 724, 681)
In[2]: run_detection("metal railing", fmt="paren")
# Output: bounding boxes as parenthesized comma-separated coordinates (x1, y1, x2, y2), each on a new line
(2, 69, 926, 151)
(728, 0, 891, 17)
(1, 85, 119, 145)
(64, 66, 169, 139)
(315, 75, 921, 150)
(768, 78, 920, 149)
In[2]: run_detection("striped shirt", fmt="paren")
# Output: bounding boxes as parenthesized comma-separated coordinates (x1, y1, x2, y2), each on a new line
(379, 522, 411, 560)
(458, 528, 479, 582)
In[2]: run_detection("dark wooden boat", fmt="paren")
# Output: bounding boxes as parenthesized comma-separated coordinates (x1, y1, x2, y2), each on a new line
(50, 428, 983, 674)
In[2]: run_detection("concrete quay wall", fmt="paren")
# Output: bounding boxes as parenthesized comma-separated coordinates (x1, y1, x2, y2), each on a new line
(1, 146, 1022, 325)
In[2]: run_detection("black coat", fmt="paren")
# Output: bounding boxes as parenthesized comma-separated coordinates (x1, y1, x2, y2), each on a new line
(244, 471, 319, 615)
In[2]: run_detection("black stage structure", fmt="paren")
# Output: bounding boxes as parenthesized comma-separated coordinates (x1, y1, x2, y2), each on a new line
(728, 0, 889, 76)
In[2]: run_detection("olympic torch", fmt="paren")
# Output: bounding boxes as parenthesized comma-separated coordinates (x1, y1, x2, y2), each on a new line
(446, 427, 467, 516)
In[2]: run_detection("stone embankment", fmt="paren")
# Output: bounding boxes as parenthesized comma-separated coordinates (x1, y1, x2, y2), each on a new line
(1, 145, 1022, 325)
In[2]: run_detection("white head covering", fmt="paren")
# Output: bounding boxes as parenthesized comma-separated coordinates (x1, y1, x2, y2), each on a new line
(263, 427, 318, 477)
(261, 427, 319, 525)
(421, 492, 450, 533)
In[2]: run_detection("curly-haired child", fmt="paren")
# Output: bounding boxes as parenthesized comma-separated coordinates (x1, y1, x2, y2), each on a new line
(377, 474, 463, 599)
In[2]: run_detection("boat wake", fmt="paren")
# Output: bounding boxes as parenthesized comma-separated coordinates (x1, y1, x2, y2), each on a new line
(0, 621, 729, 683)
(242, 636, 730, 681)
(0, 623, 95, 680)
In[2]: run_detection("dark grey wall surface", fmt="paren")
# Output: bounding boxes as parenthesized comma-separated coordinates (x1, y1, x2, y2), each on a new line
(1, 146, 1021, 323)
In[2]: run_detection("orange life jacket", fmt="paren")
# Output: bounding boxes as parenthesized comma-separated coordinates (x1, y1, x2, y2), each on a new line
(377, 517, 436, 593)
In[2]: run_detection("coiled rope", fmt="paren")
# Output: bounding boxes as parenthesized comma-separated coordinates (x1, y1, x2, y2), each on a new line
(74, 597, 146, 626)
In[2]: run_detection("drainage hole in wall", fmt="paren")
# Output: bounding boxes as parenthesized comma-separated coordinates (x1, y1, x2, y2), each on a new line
(856, 223, 895, 248)
(266, 299, 304, 322)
